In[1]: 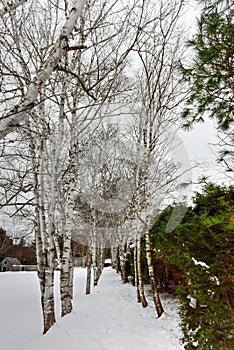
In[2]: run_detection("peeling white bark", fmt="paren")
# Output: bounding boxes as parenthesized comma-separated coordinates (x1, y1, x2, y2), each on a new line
(60, 119, 77, 316)
(133, 239, 141, 303)
(145, 230, 164, 317)
(43, 269, 55, 334)
(94, 244, 104, 286)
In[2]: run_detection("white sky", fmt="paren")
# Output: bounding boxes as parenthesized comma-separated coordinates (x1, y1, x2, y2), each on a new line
(179, 119, 233, 189)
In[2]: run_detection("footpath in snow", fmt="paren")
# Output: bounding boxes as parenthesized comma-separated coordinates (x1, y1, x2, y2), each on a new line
(0, 267, 184, 350)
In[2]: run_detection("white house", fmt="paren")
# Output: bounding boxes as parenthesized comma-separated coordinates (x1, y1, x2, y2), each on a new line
(0, 257, 21, 272)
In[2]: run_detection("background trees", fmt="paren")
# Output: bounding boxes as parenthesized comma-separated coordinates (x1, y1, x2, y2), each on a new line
(0, 227, 36, 263)
(0, 227, 14, 260)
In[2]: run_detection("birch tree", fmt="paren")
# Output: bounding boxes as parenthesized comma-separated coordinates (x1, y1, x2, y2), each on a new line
(0, 0, 82, 331)
(55, 0, 146, 309)
(73, 124, 131, 284)
(128, 0, 188, 317)
(0, 0, 72, 332)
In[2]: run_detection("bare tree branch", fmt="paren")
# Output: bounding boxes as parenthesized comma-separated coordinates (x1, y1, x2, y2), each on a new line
(0, 0, 87, 139)
(0, 0, 28, 17)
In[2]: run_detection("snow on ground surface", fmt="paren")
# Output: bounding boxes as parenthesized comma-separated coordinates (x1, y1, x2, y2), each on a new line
(0, 267, 184, 350)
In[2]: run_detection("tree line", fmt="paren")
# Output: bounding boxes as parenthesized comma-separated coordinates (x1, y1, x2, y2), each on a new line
(123, 183, 233, 349)
(0, 0, 188, 333)
(0, 227, 36, 264)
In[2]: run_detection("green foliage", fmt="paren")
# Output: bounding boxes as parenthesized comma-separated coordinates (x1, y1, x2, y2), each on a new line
(140, 235, 150, 284)
(126, 239, 149, 285)
(150, 184, 234, 349)
(181, 0, 234, 131)
(126, 247, 135, 284)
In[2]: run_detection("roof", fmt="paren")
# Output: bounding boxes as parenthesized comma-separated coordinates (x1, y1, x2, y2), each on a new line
(104, 258, 111, 264)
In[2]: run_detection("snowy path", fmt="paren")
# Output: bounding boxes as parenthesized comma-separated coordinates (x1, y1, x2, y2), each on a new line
(0, 268, 184, 350)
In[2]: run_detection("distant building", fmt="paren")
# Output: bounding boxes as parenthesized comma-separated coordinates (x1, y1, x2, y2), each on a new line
(0, 257, 21, 272)
(104, 258, 111, 267)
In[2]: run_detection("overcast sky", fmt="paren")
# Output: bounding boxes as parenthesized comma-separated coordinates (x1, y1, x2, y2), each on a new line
(179, 119, 233, 190)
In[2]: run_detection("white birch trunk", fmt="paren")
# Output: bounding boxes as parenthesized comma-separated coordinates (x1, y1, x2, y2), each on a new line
(92, 236, 105, 287)
(34, 139, 55, 334)
(37, 158, 50, 332)
(60, 116, 77, 316)
(142, 148, 164, 316)
(119, 244, 129, 284)
(134, 239, 141, 303)
(29, 134, 46, 317)
(43, 250, 55, 333)
(93, 246, 100, 286)
(43, 143, 59, 331)
(137, 237, 148, 308)
(54, 234, 61, 269)
(96, 243, 105, 283)
(110, 246, 116, 269)
(145, 229, 164, 317)
(60, 191, 74, 316)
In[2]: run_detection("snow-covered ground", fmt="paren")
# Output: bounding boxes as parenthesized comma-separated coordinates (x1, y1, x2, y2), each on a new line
(0, 267, 184, 350)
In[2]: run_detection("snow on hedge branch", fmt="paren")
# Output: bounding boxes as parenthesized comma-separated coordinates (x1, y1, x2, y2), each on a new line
(192, 257, 210, 269)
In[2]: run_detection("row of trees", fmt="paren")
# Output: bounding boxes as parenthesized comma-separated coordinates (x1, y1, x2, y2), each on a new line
(0, 0, 189, 333)
(0, 0, 233, 345)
